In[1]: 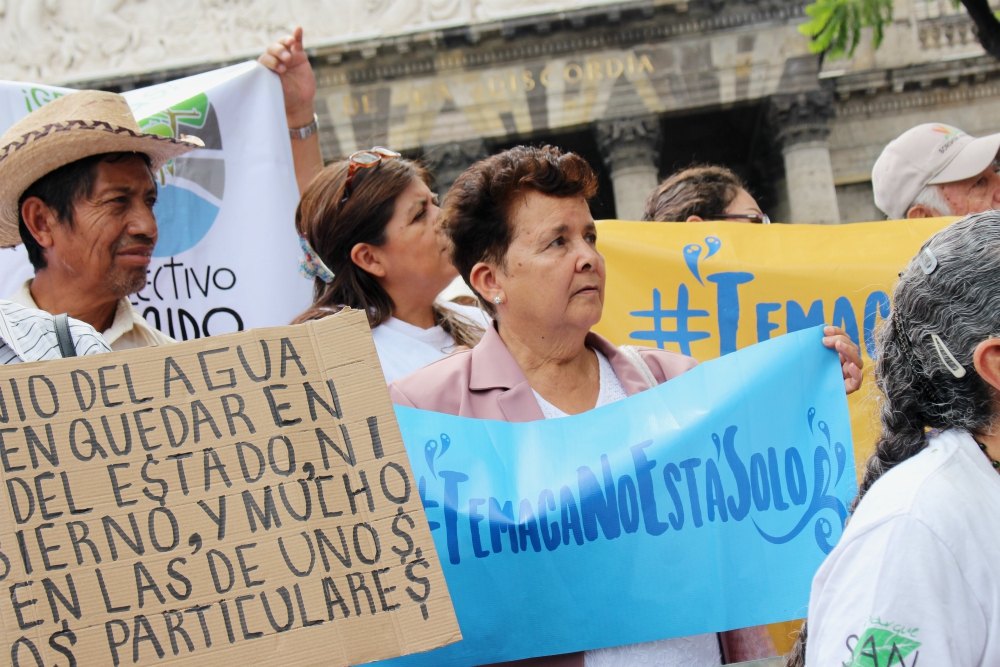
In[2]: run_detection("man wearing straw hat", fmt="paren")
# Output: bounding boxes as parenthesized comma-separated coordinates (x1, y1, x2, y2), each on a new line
(0, 90, 203, 350)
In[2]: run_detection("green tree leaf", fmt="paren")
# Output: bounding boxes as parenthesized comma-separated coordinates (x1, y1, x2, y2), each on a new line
(800, 0, 894, 59)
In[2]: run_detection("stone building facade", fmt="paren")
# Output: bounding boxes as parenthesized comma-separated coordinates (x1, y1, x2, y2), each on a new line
(305, 0, 830, 222)
(4, 0, 999, 222)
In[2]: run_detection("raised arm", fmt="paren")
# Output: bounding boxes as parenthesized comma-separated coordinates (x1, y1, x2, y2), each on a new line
(259, 27, 325, 195)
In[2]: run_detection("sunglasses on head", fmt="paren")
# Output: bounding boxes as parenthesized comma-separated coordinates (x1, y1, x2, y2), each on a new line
(341, 146, 402, 203)
(712, 212, 771, 224)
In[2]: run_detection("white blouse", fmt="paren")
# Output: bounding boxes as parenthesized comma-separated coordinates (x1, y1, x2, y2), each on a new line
(371, 302, 488, 383)
(532, 348, 628, 418)
(533, 349, 723, 667)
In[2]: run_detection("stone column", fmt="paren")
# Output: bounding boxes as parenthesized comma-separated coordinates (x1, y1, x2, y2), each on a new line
(769, 89, 841, 225)
(422, 139, 489, 200)
(595, 115, 662, 221)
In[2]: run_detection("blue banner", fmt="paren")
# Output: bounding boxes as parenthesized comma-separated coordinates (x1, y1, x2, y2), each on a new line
(379, 326, 856, 666)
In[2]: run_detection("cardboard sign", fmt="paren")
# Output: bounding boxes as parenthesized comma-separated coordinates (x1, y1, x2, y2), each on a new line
(0, 309, 459, 667)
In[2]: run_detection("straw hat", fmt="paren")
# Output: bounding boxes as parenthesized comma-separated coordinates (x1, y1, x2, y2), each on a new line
(0, 89, 204, 248)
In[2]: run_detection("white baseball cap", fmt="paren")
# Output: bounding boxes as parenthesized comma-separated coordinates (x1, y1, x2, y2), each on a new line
(872, 123, 1000, 219)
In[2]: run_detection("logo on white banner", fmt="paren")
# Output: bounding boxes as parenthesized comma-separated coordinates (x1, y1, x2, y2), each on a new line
(140, 93, 226, 256)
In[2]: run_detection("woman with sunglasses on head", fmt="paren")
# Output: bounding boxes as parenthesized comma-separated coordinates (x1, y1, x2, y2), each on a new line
(642, 165, 770, 224)
(291, 147, 486, 382)
(261, 30, 486, 382)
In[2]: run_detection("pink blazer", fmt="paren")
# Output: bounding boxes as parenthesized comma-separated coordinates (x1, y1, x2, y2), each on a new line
(389, 324, 779, 665)
(389, 324, 696, 419)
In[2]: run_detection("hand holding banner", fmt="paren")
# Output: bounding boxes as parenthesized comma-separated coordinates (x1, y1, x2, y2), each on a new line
(0, 310, 459, 667)
(378, 325, 855, 667)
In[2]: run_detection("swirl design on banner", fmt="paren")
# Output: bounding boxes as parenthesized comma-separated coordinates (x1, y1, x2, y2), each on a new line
(425, 439, 438, 478)
(682, 236, 724, 286)
(423, 433, 451, 479)
(752, 407, 850, 554)
(704, 236, 721, 258)
(683, 244, 703, 284)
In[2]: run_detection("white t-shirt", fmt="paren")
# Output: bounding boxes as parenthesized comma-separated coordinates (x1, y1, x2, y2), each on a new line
(806, 429, 1000, 667)
(533, 348, 722, 667)
(372, 302, 488, 383)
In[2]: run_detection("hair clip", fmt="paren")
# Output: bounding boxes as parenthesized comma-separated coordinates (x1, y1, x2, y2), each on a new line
(919, 248, 938, 274)
(298, 236, 335, 284)
(930, 333, 966, 378)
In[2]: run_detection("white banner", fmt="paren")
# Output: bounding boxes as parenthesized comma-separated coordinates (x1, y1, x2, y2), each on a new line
(0, 62, 312, 338)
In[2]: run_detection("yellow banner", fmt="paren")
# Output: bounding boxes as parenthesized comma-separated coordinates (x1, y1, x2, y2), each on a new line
(595, 217, 954, 465)
(593, 217, 955, 653)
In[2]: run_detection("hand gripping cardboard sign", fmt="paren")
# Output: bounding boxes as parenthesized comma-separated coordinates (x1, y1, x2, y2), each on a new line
(0, 309, 460, 667)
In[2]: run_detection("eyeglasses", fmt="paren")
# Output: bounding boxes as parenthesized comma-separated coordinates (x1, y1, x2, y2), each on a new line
(712, 212, 771, 224)
(342, 146, 401, 203)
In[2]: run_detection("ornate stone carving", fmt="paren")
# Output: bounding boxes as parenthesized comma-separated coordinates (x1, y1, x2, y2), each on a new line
(836, 78, 1000, 119)
(422, 138, 489, 195)
(918, 15, 977, 52)
(769, 87, 840, 224)
(768, 87, 836, 149)
(832, 54, 998, 102)
(595, 115, 662, 173)
(320, 2, 808, 87)
(0, 0, 693, 84)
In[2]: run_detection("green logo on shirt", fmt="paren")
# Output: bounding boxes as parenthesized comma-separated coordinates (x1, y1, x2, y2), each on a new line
(846, 621, 921, 666)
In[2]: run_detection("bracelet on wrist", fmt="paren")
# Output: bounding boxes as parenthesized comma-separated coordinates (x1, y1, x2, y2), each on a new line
(289, 113, 319, 140)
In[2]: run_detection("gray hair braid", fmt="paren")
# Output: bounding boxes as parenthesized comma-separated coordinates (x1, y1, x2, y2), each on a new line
(787, 211, 1000, 666)
(857, 213, 999, 505)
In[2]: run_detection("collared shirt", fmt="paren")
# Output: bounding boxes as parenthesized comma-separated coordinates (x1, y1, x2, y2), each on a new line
(10, 279, 173, 351)
(388, 323, 699, 422)
(0, 299, 110, 363)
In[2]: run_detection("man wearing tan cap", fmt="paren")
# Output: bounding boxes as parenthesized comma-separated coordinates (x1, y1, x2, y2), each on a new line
(0, 90, 203, 350)
(872, 123, 1000, 219)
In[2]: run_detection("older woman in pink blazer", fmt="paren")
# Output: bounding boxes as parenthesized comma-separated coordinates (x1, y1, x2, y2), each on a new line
(390, 146, 863, 666)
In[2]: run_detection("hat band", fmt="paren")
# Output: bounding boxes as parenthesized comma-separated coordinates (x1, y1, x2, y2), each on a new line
(0, 120, 180, 166)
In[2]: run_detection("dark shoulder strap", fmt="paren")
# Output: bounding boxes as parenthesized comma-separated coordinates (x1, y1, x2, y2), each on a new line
(54, 313, 77, 358)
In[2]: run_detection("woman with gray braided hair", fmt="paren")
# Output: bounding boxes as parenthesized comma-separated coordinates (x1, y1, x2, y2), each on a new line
(787, 211, 1000, 667)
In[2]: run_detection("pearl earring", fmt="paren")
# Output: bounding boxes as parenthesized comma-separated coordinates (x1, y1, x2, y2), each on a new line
(493, 296, 503, 305)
